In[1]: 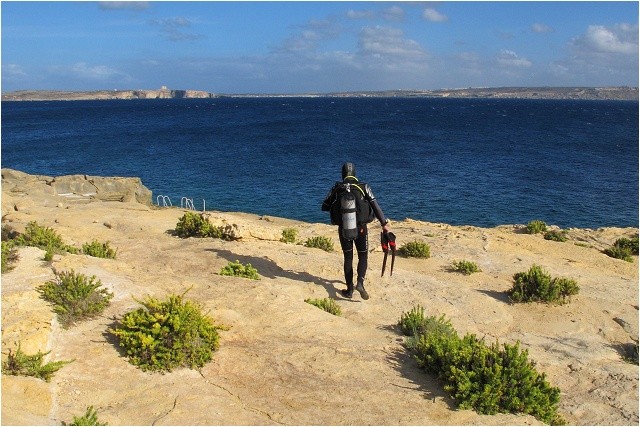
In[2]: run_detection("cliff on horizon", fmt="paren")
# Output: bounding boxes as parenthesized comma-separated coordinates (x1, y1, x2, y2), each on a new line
(1, 87, 215, 101)
(2, 86, 638, 101)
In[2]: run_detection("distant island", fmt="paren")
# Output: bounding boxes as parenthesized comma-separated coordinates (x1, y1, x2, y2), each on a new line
(2, 86, 638, 101)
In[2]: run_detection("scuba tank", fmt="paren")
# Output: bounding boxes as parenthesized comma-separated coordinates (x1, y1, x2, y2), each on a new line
(340, 184, 358, 240)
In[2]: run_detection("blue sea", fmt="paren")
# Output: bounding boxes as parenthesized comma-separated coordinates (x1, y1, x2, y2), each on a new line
(1, 97, 638, 229)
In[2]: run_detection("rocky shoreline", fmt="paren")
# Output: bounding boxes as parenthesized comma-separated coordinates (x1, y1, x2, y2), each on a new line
(2, 86, 638, 101)
(1, 169, 638, 425)
(1, 88, 215, 102)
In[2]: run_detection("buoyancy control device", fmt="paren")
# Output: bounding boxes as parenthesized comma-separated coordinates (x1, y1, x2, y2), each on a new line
(340, 183, 358, 240)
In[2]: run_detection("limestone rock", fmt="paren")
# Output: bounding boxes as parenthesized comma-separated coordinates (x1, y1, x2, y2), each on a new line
(1, 376, 53, 426)
(1, 169, 638, 426)
(1, 168, 152, 206)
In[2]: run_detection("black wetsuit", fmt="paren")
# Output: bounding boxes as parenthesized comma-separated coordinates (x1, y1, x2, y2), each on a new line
(321, 176, 388, 289)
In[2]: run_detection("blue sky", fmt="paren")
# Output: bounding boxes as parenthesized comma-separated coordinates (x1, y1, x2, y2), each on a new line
(2, 1, 638, 94)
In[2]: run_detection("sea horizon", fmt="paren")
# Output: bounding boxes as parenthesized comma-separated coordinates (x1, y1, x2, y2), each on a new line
(2, 85, 638, 102)
(2, 97, 637, 229)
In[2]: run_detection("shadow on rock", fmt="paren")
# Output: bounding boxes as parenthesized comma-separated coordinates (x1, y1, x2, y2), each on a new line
(207, 248, 343, 298)
(101, 318, 128, 359)
(385, 344, 456, 409)
(476, 289, 511, 304)
(611, 342, 639, 365)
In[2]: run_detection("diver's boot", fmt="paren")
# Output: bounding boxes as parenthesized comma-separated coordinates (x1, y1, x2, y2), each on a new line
(341, 282, 354, 299)
(355, 279, 369, 300)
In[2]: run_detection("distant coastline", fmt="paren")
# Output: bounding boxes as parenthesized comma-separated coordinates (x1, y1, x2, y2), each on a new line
(2, 86, 638, 101)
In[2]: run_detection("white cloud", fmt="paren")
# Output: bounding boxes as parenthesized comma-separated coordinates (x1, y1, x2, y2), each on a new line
(277, 18, 341, 53)
(178, 24, 430, 93)
(550, 23, 638, 85)
(382, 6, 405, 22)
(149, 17, 204, 42)
(98, 2, 149, 11)
(49, 62, 131, 82)
(358, 26, 426, 58)
(496, 50, 532, 68)
(423, 8, 448, 23)
(3, 63, 28, 79)
(574, 24, 638, 55)
(532, 23, 554, 34)
(346, 9, 374, 20)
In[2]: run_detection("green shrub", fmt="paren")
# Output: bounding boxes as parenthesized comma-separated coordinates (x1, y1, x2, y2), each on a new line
(526, 220, 548, 234)
(82, 240, 117, 259)
(604, 236, 638, 262)
(304, 236, 334, 252)
(508, 265, 579, 305)
(399, 308, 564, 425)
(174, 212, 237, 240)
(280, 228, 298, 244)
(44, 247, 55, 262)
(220, 260, 260, 280)
(174, 212, 216, 238)
(110, 293, 224, 372)
(544, 230, 568, 242)
(399, 305, 427, 336)
(63, 406, 107, 426)
(305, 298, 342, 316)
(2, 344, 72, 382)
(399, 240, 430, 258)
(615, 236, 639, 254)
(2, 240, 19, 273)
(451, 260, 481, 275)
(603, 245, 633, 262)
(399, 306, 456, 348)
(14, 221, 64, 247)
(13, 221, 79, 254)
(36, 270, 114, 328)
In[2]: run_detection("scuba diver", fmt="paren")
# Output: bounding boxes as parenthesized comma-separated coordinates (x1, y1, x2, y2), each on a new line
(321, 162, 392, 300)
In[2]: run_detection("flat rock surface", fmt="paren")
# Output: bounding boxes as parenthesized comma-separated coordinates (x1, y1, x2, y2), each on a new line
(1, 184, 638, 425)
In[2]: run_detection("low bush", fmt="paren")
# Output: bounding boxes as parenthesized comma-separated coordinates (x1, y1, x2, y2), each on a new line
(526, 220, 548, 234)
(110, 293, 224, 372)
(304, 236, 334, 252)
(399, 240, 430, 258)
(305, 298, 342, 316)
(2, 344, 73, 382)
(220, 260, 260, 280)
(174, 212, 216, 238)
(604, 245, 633, 262)
(280, 227, 298, 244)
(508, 265, 579, 305)
(399, 305, 428, 336)
(13, 221, 79, 255)
(399, 306, 456, 347)
(2, 240, 19, 273)
(82, 240, 117, 259)
(604, 236, 638, 262)
(616, 236, 639, 254)
(398, 307, 564, 425)
(36, 270, 114, 328)
(544, 230, 568, 242)
(63, 406, 107, 426)
(174, 212, 238, 240)
(450, 260, 481, 275)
